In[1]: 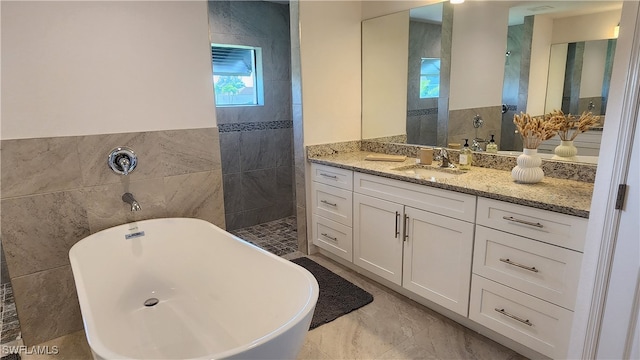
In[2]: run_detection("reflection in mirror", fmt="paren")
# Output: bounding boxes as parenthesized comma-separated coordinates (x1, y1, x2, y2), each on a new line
(405, 3, 452, 147)
(362, 1, 622, 165)
(361, 2, 452, 147)
(544, 39, 616, 115)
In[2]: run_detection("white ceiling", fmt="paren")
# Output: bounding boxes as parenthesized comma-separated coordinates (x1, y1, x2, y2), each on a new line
(507, 1, 622, 25)
(409, 1, 622, 26)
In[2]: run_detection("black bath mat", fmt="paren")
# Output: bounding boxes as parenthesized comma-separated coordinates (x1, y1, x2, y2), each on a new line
(291, 257, 373, 330)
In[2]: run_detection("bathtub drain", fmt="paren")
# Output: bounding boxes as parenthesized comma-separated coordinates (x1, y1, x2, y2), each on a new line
(144, 298, 159, 307)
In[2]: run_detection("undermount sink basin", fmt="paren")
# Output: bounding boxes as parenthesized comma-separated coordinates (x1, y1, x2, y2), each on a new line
(391, 165, 463, 180)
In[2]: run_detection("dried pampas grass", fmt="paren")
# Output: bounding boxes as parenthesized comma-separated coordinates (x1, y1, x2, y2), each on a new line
(548, 110, 599, 141)
(513, 112, 563, 149)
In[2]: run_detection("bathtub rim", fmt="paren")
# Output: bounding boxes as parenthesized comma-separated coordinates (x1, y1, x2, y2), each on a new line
(69, 217, 319, 360)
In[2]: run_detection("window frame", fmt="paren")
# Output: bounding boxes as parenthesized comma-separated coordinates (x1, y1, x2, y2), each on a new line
(211, 43, 264, 107)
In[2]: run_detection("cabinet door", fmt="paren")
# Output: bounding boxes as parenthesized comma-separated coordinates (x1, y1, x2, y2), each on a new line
(402, 206, 474, 316)
(353, 193, 404, 285)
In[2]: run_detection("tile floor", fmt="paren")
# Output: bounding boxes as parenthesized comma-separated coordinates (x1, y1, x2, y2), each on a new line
(231, 216, 298, 256)
(1, 283, 21, 345)
(1, 217, 529, 360)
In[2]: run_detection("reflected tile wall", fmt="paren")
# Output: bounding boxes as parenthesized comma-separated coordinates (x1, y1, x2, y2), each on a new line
(0, 127, 225, 345)
(210, 0, 295, 231)
(448, 106, 502, 147)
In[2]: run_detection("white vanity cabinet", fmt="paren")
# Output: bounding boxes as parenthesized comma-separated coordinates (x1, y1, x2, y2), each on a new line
(353, 172, 476, 316)
(310, 164, 354, 261)
(469, 198, 588, 359)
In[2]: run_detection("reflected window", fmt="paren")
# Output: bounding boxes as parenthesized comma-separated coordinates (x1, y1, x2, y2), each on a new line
(420, 58, 440, 98)
(212, 44, 264, 106)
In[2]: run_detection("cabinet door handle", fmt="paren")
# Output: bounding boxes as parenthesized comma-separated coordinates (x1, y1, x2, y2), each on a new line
(502, 216, 544, 228)
(499, 258, 539, 273)
(395, 211, 400, 238)
(321, 233, 338, 241)
(494, 308, 533, 326)
(403, 214, 410, 241)
(320, 200, 337, 207)
(320, 173, 338, 179)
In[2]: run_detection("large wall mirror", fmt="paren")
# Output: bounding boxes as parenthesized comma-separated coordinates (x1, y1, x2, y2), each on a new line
(362, 0, 623, 164)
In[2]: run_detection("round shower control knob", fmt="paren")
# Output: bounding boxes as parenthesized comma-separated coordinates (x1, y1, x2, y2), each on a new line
(108, 147, 138, 175)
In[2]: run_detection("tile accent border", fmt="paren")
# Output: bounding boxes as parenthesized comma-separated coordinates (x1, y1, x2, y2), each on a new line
(309, 140, 597, 183)
(1, 127, 225, 345)
(218, 120, 293, 133)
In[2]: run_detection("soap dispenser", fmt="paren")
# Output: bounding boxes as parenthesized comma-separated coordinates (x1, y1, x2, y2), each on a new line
(459, 139, 472, 170)
(486, 134, 498, 153)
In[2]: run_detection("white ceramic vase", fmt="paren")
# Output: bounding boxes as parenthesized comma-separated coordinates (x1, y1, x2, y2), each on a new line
(511, 148, 544, 184)
(553, 140, 578, 161)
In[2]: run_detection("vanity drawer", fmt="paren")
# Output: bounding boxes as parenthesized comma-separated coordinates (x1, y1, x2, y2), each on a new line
(312, 182, 353, 226)
(473, 225, 582, 309)
(476, 198, 587, 252)
(469, 275, 573, 359)
(312, 215, 353, 262)
(354, 172, 476, 223)
(311, 163, 353, 190)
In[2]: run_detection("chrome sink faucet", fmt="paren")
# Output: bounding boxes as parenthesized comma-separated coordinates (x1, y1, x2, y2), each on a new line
(122, 193, 141, 212)
(471, 138, 487, 152)
(436, 148, 455, 168)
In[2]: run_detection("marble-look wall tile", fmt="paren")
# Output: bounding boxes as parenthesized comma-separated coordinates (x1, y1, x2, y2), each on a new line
(164, 171, 225, 228)
(2, 127, 225, 346)
(242, 169, 277, 210)
(448, 106, 502, 147)
(240, 130, 279, 172)
(274, 128, 293, 167)
(11, 266, 83, 346)
(159, 128, 221, 176)
(76, 131, 163, 187)
(296, 205, 307, 253)
(82, 178, 167, 233)
(20, 330, 93, 360)
(1, 137, 82, 198)
(225, 212, 244, 231)
(1, 191, 90, 278)
(223, 173, 243, 214)
(219, 132, 241, 174)
(579, 97, 603, 114)
(276, 166, 294, 204)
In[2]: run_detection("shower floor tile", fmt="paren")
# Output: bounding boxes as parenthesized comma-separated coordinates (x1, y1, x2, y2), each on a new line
(0, 283, 21, 345)
(231, 216, 298, 256)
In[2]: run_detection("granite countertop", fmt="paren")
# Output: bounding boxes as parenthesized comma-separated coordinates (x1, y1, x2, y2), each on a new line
(309, 151, 593, 218)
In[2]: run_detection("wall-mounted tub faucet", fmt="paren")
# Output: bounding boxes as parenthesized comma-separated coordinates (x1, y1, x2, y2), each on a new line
(108, 147, 138, 176)
(122, 193, 141, 212)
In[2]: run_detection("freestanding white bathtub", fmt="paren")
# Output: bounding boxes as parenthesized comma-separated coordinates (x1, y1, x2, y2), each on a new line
(69, 218, 319, 360)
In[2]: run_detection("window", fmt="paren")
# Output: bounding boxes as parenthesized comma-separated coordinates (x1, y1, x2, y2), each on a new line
(420, 58, 441, 98)
(212, 44, 263, 106)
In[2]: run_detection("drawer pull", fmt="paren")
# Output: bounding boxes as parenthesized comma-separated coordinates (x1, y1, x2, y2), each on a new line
(321, 233, 338, 241)
(502, 216, 543, 228)
(494, 308, 533, 326)
(404, 214, 410, 241)
(320, 200, 337, 207)
(395, 211, 400, 238)
(320, 173, 338, 180)
(499, 258, 539, 273)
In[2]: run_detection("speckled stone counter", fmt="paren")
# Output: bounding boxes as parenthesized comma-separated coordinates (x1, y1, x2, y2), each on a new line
(309, 151, 593, 218)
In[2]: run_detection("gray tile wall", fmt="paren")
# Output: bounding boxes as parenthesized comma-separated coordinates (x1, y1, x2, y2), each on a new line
(290, 0, 308, 253)
(448, 106, 502, 148)
(0, 127, 225, 345)
(209, 0, 295, 231)
(406, 20, 441, 146)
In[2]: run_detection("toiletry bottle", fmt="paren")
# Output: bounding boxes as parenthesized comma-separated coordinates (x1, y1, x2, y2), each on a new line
(486, 134, 498, 153)
(459, 139, 472, 170)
